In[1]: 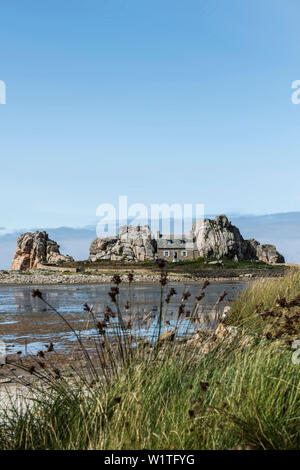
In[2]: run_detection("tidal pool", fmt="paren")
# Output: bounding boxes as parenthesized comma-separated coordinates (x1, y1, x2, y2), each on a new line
(0, 282, 247, 355)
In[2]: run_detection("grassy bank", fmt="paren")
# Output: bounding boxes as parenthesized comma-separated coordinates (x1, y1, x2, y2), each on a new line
(229, 268, 300, 335)
(61, 258, 288, 278)
(0, 272, 299, 450)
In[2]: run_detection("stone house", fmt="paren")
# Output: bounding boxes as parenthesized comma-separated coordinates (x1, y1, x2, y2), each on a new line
(156, 231, 199, 261)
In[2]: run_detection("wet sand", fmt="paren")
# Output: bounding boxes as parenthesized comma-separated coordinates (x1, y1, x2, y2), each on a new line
(0, 282, 247, 356)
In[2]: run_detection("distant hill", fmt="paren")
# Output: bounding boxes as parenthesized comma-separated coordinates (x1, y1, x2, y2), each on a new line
(229, 212, 300, 264)
(0, 212, 299, 269)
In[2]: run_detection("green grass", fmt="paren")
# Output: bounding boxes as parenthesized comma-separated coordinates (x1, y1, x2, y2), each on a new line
(0, 272, 299, 450)
(1, 339, 298, 450)
(228, 268, 300, 335)
(62, 256, 286, 274)
(167, 257, 282, 272)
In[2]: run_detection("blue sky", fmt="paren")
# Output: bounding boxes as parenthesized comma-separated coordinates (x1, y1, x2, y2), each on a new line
(0, 0, 300, 232)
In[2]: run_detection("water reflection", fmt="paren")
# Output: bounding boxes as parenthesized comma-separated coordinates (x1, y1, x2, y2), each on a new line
(0, 282, 247, 354)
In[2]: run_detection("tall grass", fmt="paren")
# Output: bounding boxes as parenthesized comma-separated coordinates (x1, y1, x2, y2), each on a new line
(229, 268, 300, 335)
(0, 271, 299, 450)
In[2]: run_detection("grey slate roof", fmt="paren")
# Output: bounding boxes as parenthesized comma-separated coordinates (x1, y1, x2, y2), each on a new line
(157, 237, 196, 250)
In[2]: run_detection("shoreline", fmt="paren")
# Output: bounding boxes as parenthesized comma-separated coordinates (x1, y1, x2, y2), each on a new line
(0, 268, 285, 286)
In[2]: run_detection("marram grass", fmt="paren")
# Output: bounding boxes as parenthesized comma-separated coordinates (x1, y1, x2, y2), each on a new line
(0, 271, 299, 450)
(229, 268, 300, 334)
(0, 338, 298, 450)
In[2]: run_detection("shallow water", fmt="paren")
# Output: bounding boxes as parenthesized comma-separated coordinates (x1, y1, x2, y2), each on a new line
(0, 282, 247, 355)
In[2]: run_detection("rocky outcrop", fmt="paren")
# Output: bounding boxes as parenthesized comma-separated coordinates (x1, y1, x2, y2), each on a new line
(89, 218, 284, 264)
(191, 215, 251, 260)
(10, 231, 74, 271)
(191, 215, 285, 263)
(248, 239, 285, 264)
(89, 225, 157, 262)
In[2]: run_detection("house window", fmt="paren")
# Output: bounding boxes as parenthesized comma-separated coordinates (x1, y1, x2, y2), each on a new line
(163, 251, 170, 257)
(181, 251, 187, 257)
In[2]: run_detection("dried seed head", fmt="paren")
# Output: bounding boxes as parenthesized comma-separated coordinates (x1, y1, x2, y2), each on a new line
(275, 296, 287, 307)
(160, 273, 168, 286)
(157, 259, 166, 268)
(178, 304, 185, 315)
(112, 274, 122, 285)
(217, 291, 228, 304)
(108, 286, 119, 302)
(199, 381, 209, 392)
(196, 292, 205, 302)
(260, 310, 273, 318)
(105, 305, 115, 320)
(53, 367, 60, 377)
(96, 321, 106, 335)
(32, 289, 43, 298)
(182, 291, 191, 301)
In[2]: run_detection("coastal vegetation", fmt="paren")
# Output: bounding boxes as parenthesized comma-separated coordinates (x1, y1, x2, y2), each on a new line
(65, 256, 284, 270)
(0, 256, 286, 287)
(0, 270, 299, 450)
(229, 268, 300, 333)
(62, 256, 286, 277)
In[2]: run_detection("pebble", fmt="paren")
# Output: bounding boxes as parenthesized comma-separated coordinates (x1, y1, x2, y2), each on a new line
(0, 269, 280, 286)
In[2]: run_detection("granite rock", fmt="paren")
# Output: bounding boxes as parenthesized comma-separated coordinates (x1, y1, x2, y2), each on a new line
(89, 225, 157, 262)
(10, 231, 74, 271)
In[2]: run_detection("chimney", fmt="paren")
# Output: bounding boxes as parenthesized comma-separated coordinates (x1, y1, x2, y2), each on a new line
(156, 230, 161, 239)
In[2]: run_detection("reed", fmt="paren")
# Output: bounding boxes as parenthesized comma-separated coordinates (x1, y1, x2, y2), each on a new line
(0, 271, 299, 450)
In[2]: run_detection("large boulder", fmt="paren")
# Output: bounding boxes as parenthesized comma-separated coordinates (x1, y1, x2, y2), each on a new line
(192, 215, 285, 263)
(10, 231, 74, 271)
(248, 239, 285, 264)
(192, 215, 252, 260)
(89, 225, 157, 262)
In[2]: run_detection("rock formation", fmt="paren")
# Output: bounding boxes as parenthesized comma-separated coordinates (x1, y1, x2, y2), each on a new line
(89, 225, 157, 262)
(89, 218, 284, 264)
(10, 231, 74, 271)
(191, 215, 285, 263)
(247, 239, 285, 264)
